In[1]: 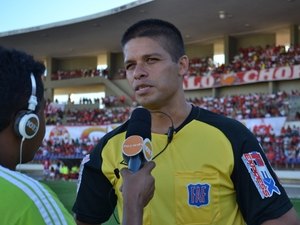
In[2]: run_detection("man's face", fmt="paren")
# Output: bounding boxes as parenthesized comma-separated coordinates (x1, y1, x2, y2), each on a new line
(123, 37, 182, 110)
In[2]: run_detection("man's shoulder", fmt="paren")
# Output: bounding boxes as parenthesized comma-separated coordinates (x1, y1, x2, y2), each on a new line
(97, 120, 130, 146)
(194, 106, 248, 134)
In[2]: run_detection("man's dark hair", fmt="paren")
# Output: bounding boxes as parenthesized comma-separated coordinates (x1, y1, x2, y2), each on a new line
(121, 18, 185, 62)
(0, 46, 45, 132)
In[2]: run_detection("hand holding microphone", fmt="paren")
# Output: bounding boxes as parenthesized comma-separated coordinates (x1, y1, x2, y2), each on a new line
(120, 161, 156, 208)
(122, 108, 153, 172)
(120, 161, 156, 225)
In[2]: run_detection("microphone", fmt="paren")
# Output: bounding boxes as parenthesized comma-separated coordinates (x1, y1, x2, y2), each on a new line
(122, 108, 153, 172)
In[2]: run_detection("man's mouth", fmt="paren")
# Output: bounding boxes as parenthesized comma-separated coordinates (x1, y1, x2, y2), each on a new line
(134, 84, 153, 95)
(135, 84, 152, 91)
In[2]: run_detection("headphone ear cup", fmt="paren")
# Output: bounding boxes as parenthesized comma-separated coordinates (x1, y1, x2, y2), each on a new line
(14, 111, 40, 139)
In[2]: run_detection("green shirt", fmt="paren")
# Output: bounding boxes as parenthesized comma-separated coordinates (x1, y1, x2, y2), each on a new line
(0, 165, 76, 225)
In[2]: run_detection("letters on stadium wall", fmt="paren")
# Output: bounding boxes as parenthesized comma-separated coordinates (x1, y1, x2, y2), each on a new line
(183, 65, 300, 90)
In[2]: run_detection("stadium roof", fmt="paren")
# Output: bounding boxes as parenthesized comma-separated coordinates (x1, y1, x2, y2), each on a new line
(0, 0, 300, 59)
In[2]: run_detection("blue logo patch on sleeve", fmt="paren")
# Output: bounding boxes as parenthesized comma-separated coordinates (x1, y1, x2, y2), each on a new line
(242, 151, 281, 199)
(187, 183, 210, 207)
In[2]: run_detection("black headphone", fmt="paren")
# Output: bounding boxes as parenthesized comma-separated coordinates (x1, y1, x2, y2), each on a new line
(14, 73, 40, 139)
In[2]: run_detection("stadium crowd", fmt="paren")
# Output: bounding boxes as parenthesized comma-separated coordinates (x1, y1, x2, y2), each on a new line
(260, 124, 300, 170)
(188, 90, 299, 120)
(38, 89, 300, 173)
(50, 67, 109, 80)
(50, 44, 300, 81)
(45, 90, 299, 126)
(37, 122, 300, 169)
(187, 44, 300, 77)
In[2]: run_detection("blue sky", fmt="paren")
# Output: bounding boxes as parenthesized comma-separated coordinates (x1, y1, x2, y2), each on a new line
(0, 0, 135, 32)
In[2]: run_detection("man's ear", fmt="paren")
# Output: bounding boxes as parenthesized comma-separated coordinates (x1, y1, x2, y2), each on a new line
(178, 55, 189, 77)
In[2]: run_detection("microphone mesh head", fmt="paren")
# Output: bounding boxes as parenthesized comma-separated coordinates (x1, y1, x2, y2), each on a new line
(126, 108, 151, 140)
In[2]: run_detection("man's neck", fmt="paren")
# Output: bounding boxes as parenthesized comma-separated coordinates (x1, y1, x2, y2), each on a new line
(149, 102, 192, 134)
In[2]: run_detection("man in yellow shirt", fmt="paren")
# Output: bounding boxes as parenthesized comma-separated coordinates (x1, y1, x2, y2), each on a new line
(73, 19, 300, 225)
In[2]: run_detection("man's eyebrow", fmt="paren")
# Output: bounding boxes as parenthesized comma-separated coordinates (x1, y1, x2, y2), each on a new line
(143, 53, 162, 58)
(124, 59, 135, 65)
(124, 53, 163, 64)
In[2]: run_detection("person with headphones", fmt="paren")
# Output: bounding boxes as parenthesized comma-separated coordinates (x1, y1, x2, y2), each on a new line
(0, 46, 76, 225)
(0, 45, 155, 225)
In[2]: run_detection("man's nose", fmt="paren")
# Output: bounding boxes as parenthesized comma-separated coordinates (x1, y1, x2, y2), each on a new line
(133, 64, 148, 79)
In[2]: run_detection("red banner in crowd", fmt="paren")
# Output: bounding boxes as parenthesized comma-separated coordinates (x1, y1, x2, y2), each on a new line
(45, 124, 121, 142)
(45, 117, 287, 141)
(240, 117, 286, 136)
(183, 65, 300, 90)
